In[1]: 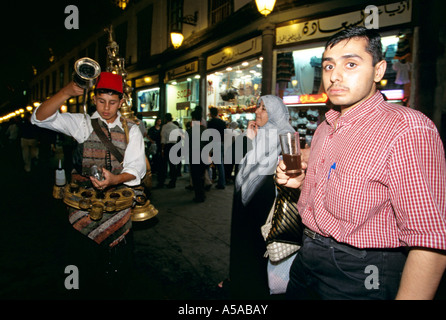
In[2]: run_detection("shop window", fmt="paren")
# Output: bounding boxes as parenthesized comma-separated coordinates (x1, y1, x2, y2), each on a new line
(207, 58, 262, 128)
(381, 35, 408, 92)
(210, 0, 233, 25)
(169, 0, 183, 33)
(166, 76, 200, 128)
(137, 87, 160, 112)
(277, 47, 325, 100)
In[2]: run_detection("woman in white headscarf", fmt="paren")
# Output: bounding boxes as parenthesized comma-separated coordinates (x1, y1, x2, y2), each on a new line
(226, 95, 295, 299)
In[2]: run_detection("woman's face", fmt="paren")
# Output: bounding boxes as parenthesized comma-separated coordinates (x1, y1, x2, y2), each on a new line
(255, 100, 269, 127)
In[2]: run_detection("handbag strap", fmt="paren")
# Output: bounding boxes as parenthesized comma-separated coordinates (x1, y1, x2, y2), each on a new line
(91, 118, 124, 164)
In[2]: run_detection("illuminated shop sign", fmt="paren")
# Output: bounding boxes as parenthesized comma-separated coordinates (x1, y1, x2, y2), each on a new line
(283, 93, 328, 105)
(381, 89, 404, 100)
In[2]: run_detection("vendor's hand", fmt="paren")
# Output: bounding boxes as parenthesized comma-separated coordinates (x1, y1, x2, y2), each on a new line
(275, 159, 307, 189)
(247, 121, 258, 140)
(62, 81, 85, 97)
(90, 168, 116, 190)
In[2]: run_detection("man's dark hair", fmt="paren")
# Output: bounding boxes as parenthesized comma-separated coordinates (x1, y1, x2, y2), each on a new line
(191, 108, 201, 121)
(94, 88, 123, 100)
(325, 26, 383, 66)
(165, 113, 173, 122)
(209, 107, 218, 117)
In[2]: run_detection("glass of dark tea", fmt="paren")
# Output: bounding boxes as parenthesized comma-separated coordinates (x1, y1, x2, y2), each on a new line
(279, 132, 302, 177)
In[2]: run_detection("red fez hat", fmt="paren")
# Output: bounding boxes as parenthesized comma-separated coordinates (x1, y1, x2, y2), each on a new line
(95, 72, 123, 94)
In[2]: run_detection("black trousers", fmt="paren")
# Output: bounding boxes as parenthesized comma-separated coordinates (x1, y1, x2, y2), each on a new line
(190, 162, 207, 201)
(158, 143, 177, 185)
(286, 233, 407, 300)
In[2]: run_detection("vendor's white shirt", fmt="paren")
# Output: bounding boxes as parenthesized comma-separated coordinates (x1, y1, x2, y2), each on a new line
(31, 109, 146, 186)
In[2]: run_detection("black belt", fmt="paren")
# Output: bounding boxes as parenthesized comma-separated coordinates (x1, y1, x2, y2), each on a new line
(303, 227, 367, 259)
(304, 227, 322, 240)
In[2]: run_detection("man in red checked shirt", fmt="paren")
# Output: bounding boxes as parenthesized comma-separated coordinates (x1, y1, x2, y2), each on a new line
(276, 26, 446, 300)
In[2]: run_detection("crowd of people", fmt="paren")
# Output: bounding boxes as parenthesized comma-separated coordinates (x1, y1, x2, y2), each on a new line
(0, 112, 63, 174)
(145, 106, 247, 203)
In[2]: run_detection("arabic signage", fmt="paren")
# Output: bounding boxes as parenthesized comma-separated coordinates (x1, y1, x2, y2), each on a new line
(276, 0, 412, 46)
(176, 101, 191, 110)
(283, 93, 329, 105)
(166, 61, 198, 82)
(135, 74, 159, 88)
(207, 36, 262, 71)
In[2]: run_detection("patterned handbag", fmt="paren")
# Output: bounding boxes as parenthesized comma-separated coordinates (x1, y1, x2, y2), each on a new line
(261, 183, 303, 262)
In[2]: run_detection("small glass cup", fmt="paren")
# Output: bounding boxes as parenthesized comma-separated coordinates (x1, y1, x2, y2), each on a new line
(90, 165, 103, 181)
(279, 132, 302, 177)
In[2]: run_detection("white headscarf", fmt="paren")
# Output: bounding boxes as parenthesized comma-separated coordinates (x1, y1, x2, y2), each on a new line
(235, 95, 295, 206)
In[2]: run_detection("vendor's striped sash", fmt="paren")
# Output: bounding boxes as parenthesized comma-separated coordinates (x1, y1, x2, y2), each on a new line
(68, 206, 132, 248)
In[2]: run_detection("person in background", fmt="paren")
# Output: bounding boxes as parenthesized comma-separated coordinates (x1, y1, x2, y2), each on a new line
(207, 107, 227, 189)
(227, 95, 295, 299)
(276, 26, 446, 300)
(148, 117, 162, 174)
(159, 113, 179, 188)
(187, 108, 208, 203)
(19, 112, 39, 173)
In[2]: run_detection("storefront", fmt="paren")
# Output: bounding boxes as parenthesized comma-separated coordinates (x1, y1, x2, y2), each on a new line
(135, 74, 161, 128)
(165, 61, 200, 129)
(274, 0, 413, 147)
(206, 36, 263, 129)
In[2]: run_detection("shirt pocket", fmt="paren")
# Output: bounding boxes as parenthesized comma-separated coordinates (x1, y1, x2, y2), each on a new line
(323, 169, 373, 227)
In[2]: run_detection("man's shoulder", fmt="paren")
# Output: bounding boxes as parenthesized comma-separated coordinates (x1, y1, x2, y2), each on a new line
(377, 101, 436, 132)
(208, 117, 226, 127)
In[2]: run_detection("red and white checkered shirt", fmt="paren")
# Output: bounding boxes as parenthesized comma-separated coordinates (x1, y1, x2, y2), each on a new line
(298, 91, 446, 249)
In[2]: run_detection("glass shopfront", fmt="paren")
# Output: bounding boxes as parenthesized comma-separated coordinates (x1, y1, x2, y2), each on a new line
(135, 75, 160, 129)
(206, 57, 262, 130)
(164, 61, 200, 129)
(166, 76, 200, 129)
(137, 87, 160, 113)
(276, 35, 406, 148)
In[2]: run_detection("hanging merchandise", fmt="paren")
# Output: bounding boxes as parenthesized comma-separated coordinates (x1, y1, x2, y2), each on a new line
(392, 60, 411, 85)
(392, 35, 412, 85)
(277, 52, 295, 98)
(394, 36, 411, 61)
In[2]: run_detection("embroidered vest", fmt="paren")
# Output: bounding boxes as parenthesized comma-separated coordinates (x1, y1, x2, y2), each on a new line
(82, 118, 134, 176)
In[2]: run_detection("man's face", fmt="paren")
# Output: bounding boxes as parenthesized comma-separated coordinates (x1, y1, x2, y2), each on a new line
(94, 93, 123, 123)
(322, 37, 386, 111)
